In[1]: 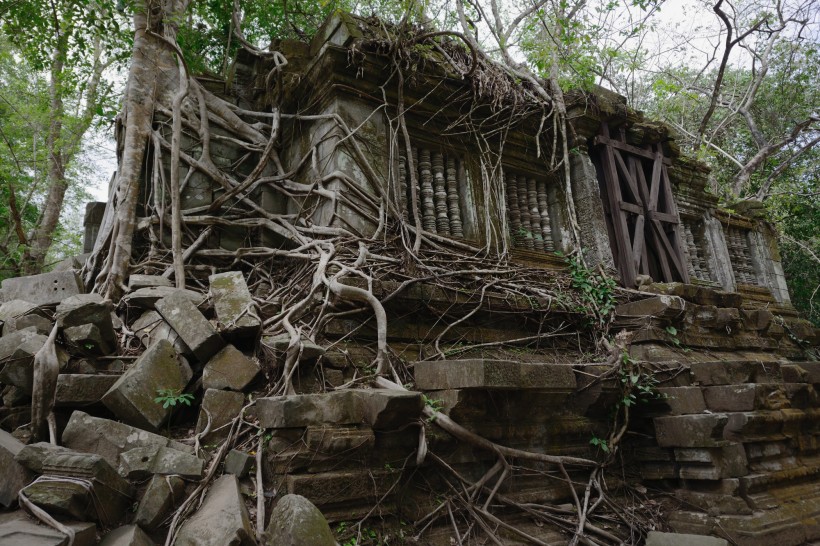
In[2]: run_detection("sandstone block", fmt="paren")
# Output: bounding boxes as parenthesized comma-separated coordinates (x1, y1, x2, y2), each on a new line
(285, 469, 394, 506)
(61, 411, 193, 467)
(264, 494, 335, 546)
(262, 333, 325, 360)
(256, 390, 363, 428)
(224, 449, 254, 477)
(156, 291, 224, 362)
(0, 327, 50, 392)
(119, 446, 203, 480)
(615, 295, 686, 319)
(414, 359, 576, 390)
(209, 271, 261, 340)
(0, 429, 32, 508)
(100, 525, 156, 546)
(196, 388, 245, 446)
(0, 511, 96, 546)
(0, 270, 83, 307)
(22, 452, 133, 525)
(15, 442, 71, 473)
(56, 294, 117, 355)
(202, 344, 259, 391)
(654, 414, 729, 447)
(102, 339, 192, 431)
(121, 286, 206, 310)
(645, 531, 728, 546)
(305, 426, 375, 454)
(134, 475, 185, 531)
(173, 475, 254, 546)
(0, 299, 49, 335)
(657, 387, 707, 415)
(131, 311, 191, 356)
(357, 389, 423, 430)
(55, 374, 118, 406)
(128, 275, 173, 291)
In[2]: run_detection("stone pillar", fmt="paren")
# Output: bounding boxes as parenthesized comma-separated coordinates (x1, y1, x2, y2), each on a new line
(83, 202, 107, 254)
(568, 150, 615, 271)
(703, 214, 736, 293)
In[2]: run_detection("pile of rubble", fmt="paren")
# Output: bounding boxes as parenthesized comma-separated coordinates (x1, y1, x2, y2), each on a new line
(0, 267, 343, 545)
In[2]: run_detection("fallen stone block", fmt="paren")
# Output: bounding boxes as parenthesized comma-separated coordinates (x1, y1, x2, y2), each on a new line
(61, 411, 193, 467)
(100, 525, 156, 546)
(0, 300, 50, 336)
(131, 311, 191, 356)
(128, 275, 173, 291)
(202, 344, 260, 392)
(654, 414, 729, 448)
(22, 452, 133, 525)
(56, 294, 117, 355)
(195, 388, 245, 446)
(0, 511, 96, 546)
(645, 531, 728, 546)
(0, 327, 49, 392)
(262, 333, 325, 360)
(121, 287, 206, 310)
(15, 442, 71, 473)
(256, 390, 363, 428)
(0, 429, 32, 508)
(357, 389, 423, 430)
(305, 426, 375, 454)
(224, 449, 254, 477)
(156, 291, 224, 363)
(209, 271, 261, 340)
(55, 374, 118, 406)
(119, 445, 204, 480)
(173, 475, 254, 546)
(0, 270, 84, 307)
(134, 475, 185, 531)
(285, 469, 395, 506)
(264, 494, 336, 546)
(102, 339, 193, 431)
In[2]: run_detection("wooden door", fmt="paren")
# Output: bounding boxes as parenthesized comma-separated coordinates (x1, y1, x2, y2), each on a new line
(594, 123, 689, 287)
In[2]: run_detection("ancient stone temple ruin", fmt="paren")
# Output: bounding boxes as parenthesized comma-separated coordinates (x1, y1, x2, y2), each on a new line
(1, 12, 819, 546)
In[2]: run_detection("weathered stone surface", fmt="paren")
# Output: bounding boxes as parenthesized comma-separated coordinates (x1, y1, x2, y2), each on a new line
(128, 275, 173, 291)
(61, 411, 193, 467)
(262, 333, 325, 360)
(8, 313, 52, 335)
(304, 426, 375, 454)
(414, 359, 576, 390)
(173, 475, 254, 546)
(202, 344, 259, 391)
(15, 442, 71, 473)
(196, 388, 245, 445)
(658, 387, 708, 415)
(102, 339, 192, 431)
(156, 291, 224, 362)
(131, 311, 191, 356)
(615, 295, 686, 319)
(209, 271, 261, 340)
(256, 390, 363, 428)
(121, 287, 206, 310)
(285, 468, 394, 506)
(357, 389, 423, 430)
(56, 294, 117, 355)
(0, 511, 96, 546)
(134, 475, 185, 531)
(55, 374, 118, 406)
(119, 446, 204, 480)
(224, 449, 254, 477)
(22, 452, 133, 525)
(0, 327, 49, 392)
(654, 414, 729, 447)
(263, 494, 335, 546)
(0, 299, 48, 335)
(0, 429, 32, 507)
(645, 531, 728, 546)
(676, 444, 749, 480)
(0, 270, 84, 307)
(100, 525, 156, 546)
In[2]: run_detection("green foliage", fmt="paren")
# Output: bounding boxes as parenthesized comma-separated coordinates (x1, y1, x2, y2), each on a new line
(564, 252, 617, 326)
(617, 350, 664, 409)
(589, 435, 609, 453)
(154, 388, 195, 409)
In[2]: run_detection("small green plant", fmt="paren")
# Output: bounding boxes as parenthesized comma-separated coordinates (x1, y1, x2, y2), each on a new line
(564, 252, 617, 326)
(589, 435, 610, 453)
(665, 325, 682, 347)
(154, 388, 194, 409)
(422, 394, 443, 422)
